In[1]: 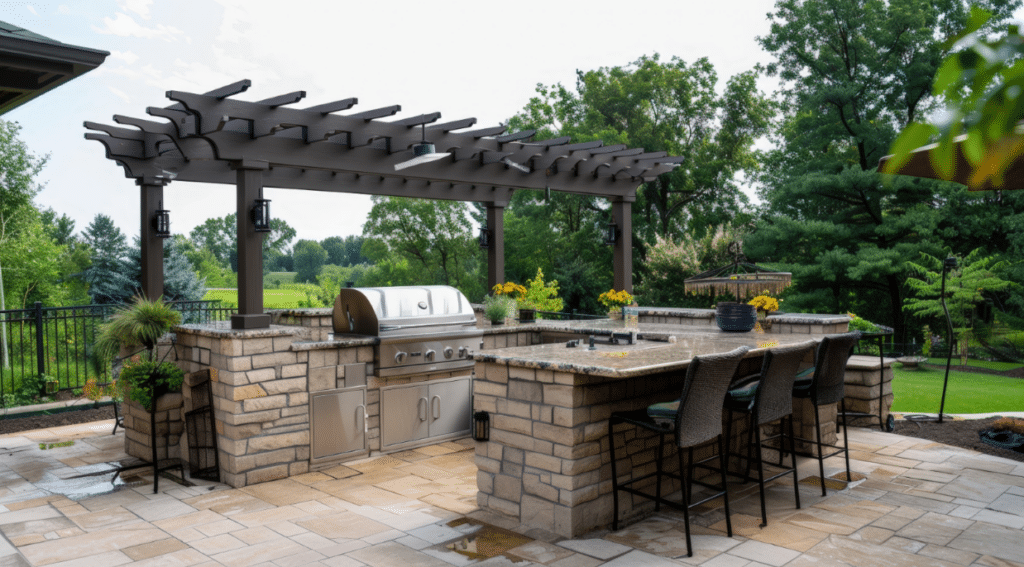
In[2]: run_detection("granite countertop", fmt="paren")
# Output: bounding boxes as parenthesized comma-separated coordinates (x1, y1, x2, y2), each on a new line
(291, 334, 379, 350)
(481, 319, 693, 341)
(472, 331, 822, 378)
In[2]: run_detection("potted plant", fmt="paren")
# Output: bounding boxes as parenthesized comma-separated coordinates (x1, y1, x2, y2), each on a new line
(483, 294, 513, 325)
(598, 289, 634, 319)
(93, 296, 182, 412)
(517, 299, 538, 323)
(43, 375, 59, 395)
(747, 294, 780, 331)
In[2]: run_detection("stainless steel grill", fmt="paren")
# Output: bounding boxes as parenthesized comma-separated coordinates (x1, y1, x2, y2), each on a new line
(333, 285, 482, 378)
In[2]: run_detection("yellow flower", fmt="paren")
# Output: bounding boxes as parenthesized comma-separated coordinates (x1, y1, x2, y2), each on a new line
(747, 294, 779, 313)
(598, 289, 634, 310)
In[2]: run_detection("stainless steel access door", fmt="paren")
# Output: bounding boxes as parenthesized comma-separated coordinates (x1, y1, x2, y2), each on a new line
(310, 386, 367, 464)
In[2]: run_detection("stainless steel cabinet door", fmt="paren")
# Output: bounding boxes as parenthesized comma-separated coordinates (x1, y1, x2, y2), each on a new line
(310, 387, 366, 461)
(428, 377, 471, 438)
(381, 384, 429, 448)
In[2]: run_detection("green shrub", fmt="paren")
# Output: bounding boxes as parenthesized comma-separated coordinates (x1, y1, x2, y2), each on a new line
(118, 359, 184, 411)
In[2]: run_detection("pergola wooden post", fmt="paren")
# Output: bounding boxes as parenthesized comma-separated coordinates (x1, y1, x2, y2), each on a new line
(611, 198, 633, 293)
(232, 160, 270, 329)
(87, 80, 683, 328)
(139, 178, 167, 301)
(486, 203, 505, 290)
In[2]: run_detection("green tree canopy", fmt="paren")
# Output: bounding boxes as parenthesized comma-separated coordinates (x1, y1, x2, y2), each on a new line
(293, 239, 328, 283)
(80, 213, 132, 305)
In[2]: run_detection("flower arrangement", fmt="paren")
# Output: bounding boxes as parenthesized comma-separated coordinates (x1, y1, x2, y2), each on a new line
(492, 282, 527, 301)
(747, 294, 780, 314)
(599, 289, 634, 312)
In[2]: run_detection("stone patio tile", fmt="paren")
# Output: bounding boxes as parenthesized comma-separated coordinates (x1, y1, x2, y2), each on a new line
(0, 504, 63, 526)
(474, 557, 539, 567)
(182, 489, 275, 516)
(324, 485, 413, 507)
(44, 549, 132, 567)
(395, 535, 431, 550)
(847, 526, 894, 545)
(348, 541, 452, 567)
(950, 517, 1024, 560)
(601, 549, 684, 567)
(405, 523, 466, 545)
(727, 540, 801, 567)
(271, 548, 328, 567)
(296, 511, 391, 539)
(130, 548, 211, 567)
(782, 507, 873, 535)
(228, 504, 308, 527)
(895, 511, 974, 546)
(362, 529, 405, 544)
(798, 534, 961, 567)
(937, 478, 1010, 503)
(194, 518, 245, 537)
(917, 543, 979, 566)
(880, 536, 925, 553)
(987, 492, 1024, 515)
(240, 479, 329, 506)
(293, 530, 346, 550)
(973, 555, 1024, 567)
(319, 539, 369, 557)
(125, 497, 198, 522)
(872, 492, 957, 514)
(507, 541, 575, 564)
(291, 472, 335, 485)
(122, 537, 189, 561)
(19, 525, 167, 565)
(557, 538, 631, 560)
(209, 538, 307, 567)
(897, 448, 964, 464)
(699, 554, 753, 567)
(712, 514, 827, 553)
(75, 486, 149, 512)
(233, 525, 285, 545)
(418, 493, 478, 515)
(321, 555, 370, 567)
(548, 553, 604, 567)
(970, 509, 1024, 529)
(949, 456, 1017, 474)
(151, 509, 225, 533)
(69, 506, 142, 531)
(189, 534, 247, 555)
(901, 469, 959, 483)
(948, 505, 981, 519)
(0, 516, 76, 539)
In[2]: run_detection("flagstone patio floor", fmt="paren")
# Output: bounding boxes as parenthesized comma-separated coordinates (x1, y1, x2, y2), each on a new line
(1, 420, 1022, 567)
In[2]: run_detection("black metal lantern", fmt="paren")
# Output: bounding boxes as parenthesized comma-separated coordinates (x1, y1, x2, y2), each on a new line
(473, 411, 490, 441)
(479, 225, 491, 249)
(152, 207, 171, 238)
(251, 198, 271, 232)
(604, 222, 619, 246)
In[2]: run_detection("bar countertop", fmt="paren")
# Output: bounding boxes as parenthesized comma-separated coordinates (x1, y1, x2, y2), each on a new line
(471, 329, 824, 378)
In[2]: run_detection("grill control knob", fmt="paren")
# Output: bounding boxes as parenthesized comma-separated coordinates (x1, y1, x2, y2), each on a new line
(394, 351, 407, 364)
(458, 346, 468, 358)
(425, 349, 436, 361)
(443, 347, 454, 359)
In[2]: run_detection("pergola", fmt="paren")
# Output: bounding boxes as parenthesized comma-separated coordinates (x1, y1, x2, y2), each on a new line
(86, 80, 683, 329)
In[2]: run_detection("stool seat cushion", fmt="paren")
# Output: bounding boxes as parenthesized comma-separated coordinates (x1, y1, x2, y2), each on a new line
(647, 399, 680, 420)
(792, 366, 815, 390)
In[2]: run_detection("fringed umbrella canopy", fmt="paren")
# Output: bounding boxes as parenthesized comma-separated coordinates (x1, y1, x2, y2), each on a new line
(684, 261, 792, 301)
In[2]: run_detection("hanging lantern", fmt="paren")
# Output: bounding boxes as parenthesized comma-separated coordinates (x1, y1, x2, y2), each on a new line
(152, 208, 171, 238)
(251, 198, 271, 232)
(604, 222, 619, 246)
(479, 225, 491, 249)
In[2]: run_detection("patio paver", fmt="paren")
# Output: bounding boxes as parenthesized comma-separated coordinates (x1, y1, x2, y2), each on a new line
(1, 419, 1022, 567)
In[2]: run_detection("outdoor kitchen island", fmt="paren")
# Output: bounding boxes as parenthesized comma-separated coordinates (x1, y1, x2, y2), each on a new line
(470, 323, 843, 538)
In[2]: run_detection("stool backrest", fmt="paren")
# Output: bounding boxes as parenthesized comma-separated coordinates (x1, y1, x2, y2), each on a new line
(754, 341, 817, 425)
(676, 345, 751, 448)
(810, 331, 862, 405)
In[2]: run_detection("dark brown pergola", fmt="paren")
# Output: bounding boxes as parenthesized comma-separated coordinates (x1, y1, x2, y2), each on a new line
(86, 80, 682, 329)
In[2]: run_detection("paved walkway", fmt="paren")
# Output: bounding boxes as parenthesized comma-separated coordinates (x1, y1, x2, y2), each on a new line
(1, 420, 1022, 567)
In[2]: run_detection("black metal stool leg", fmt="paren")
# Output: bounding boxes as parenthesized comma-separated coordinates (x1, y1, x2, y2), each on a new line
(788, 415, 801, 510)
(717, 433, 733, 538)
(813, 403, 826, 497)
(841, 398, 851, 481)
(654, 432, 665, 511)
(754, 423, 768, 527)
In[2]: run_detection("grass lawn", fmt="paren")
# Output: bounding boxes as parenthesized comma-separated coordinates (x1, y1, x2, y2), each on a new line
(892, 364, 1024, 414)
(203, 288, 308, 309)
(923, 357, 1023, 372)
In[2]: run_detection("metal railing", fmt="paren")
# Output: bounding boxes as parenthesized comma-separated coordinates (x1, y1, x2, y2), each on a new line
(0, 300, 235, 403)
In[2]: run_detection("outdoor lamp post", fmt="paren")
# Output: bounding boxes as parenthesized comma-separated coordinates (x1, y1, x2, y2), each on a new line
(251, 198, 271, 232)
(152, 207, 171, 238)
(604, 222, 619, 246)
(937, 256, 959, 423)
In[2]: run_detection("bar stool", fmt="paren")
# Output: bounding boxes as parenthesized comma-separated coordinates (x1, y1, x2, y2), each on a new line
(608, 345, 750, 558)
(724, 341, 816, 527)
(792, 331, 862, 496)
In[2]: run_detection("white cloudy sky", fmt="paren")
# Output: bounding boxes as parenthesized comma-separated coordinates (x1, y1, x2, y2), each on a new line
(4, 1, 1021, 243)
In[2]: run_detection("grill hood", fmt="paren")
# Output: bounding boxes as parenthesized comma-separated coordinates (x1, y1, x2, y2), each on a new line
(333, 285, 477, 337)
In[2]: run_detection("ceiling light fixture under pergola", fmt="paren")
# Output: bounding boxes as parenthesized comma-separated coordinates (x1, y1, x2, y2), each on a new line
(395, 123, 451, 171)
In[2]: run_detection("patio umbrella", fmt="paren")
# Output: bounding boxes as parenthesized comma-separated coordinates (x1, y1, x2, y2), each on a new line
(877, 134, 1024, 190)
(684, 259, 792, 301)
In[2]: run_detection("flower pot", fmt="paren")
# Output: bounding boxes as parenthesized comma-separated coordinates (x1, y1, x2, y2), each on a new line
(518, 308, 536, 323)
(608, 310, 623, 320)
(715, 302, 757, 332)
(45, 380, 58, 395)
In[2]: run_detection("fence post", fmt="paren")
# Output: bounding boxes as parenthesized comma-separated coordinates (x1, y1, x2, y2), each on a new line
(34, 301, 45, 380)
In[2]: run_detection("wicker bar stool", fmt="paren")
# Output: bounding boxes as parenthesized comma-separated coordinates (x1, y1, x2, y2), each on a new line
(608, 345, 750, 558)
(792, 331, 862, 496)
(724, 341, 817, 527)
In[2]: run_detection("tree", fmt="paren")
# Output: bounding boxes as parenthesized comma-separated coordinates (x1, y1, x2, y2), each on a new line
(293, 239, 328, 283)
(321, 236, 346, 265)
(80, 214, 133, 304)
(362, 196, 482, 298)
(189, 213, 296, 272)
(904, 249, 1018, 362)
(126, 236, 206, 302)
(749, 0, 1020, 339)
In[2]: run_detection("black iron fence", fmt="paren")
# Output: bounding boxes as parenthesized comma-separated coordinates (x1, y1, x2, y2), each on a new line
(0, 300, 234, 405)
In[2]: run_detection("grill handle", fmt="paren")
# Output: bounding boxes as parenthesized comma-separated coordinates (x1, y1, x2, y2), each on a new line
(380, 321, 473, 331)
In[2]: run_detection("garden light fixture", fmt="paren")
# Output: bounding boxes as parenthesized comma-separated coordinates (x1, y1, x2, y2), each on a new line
(395, 124, 451, 171)
(251, 198, 271, 233)
(604, 222, 619, 246)
(479, 225, 491, 249)
(152, 204, 171, 238)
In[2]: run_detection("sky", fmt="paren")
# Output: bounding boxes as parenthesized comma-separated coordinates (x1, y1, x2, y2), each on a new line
(4, 1, 1021, 244)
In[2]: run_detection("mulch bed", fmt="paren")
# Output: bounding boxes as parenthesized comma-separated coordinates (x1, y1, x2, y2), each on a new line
(0, 405, 116, 436)
(893, 416, 1024, 463)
